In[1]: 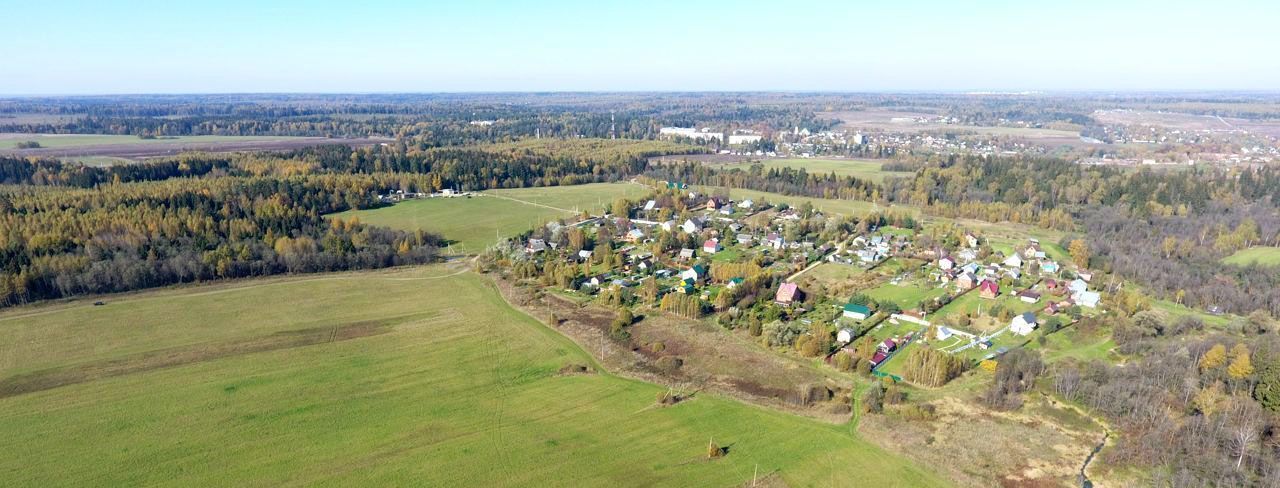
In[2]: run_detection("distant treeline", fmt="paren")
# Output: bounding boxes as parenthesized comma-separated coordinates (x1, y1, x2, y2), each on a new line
(0, 93, 833, 141)
(0, 138, 699, 190)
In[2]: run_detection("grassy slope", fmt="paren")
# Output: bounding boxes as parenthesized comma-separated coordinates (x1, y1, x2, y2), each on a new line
(0, 267, 946, 487)
(0, 134, 303, 149)
(1221, 246, 1280, 267)
(329, 183, 649, 253)
(720, 158, 914, 183)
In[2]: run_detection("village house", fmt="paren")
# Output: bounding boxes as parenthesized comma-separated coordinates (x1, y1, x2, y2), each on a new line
(957, 271, 979, 290)
(681, 217, 704, 234)
(705, 197, 726, 211)
(736, 233, 754, 245)
(842, 303, 872, 321)
(624, 228, 645, 243)
(1040, 260, 1059, 274)
(1076, 290, 1101, 308)
(1011, 312, 1038, 336)
(837, 328, 857, 344)
(938, 256, 956, 270)
(678, 248, 695, 260)
(702, 238, 720, 254)
(880, 338, 898, 353)
(1067, 278, 1088, 295)
(892, 310, 930, 326)
(1003, 254, 1023, 268)
(765, 232, 785, 250)
(1017, 290, 1041, 303)
(680, 264, 706, 283)
(577, 250, 593, 261)
(1045, 279, 1061, 294)
(775, 282, 802, 306)
(935, 326, 954, 340)
(585, 274, 608, 288)
(978, 279, 1000, 299)
(525, 239, 547, 254)
(1023, 240, 1046, 259)
(635, 258, 653, 272)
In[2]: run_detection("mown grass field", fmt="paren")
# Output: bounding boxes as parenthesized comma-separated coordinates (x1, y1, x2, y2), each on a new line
(0, 134, 304, 149)
(864, 282, 948, 311)
(0, 266, 946, 487)
(1221, 246, 1280, 267)
(329, 183, 649, 253)
(720, 158, 914, 183)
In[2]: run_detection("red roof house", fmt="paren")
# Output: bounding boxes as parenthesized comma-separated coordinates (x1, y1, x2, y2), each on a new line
(978, 279, 1000, 299)
(775, 282, 802, 305)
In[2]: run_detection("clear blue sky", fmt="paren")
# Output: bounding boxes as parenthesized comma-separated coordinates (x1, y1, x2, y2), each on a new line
(2, 0, 1277, 94)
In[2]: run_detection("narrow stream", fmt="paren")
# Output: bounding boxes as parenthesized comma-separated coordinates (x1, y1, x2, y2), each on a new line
(1078, 431, 1109, 488)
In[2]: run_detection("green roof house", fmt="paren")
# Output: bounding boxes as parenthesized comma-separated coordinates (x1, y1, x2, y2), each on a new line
(842, 303, 872, 320)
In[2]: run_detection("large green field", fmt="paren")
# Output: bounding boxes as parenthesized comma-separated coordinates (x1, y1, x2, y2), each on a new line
(1221, 246, 1280, 267)
(0, 134, 304, 149)
(0, 267, 945, 487)
(720, 158, 914, 183)
(329, 183, 650, 253)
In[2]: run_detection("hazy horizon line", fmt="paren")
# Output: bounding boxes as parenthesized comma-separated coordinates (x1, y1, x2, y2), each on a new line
(4, 89, 1280, 99)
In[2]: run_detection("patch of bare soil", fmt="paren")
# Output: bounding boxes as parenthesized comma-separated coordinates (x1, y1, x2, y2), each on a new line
(858, 394, 1101, 488)
(0, 320, 394, 398)
(495, 277, 854, 422)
